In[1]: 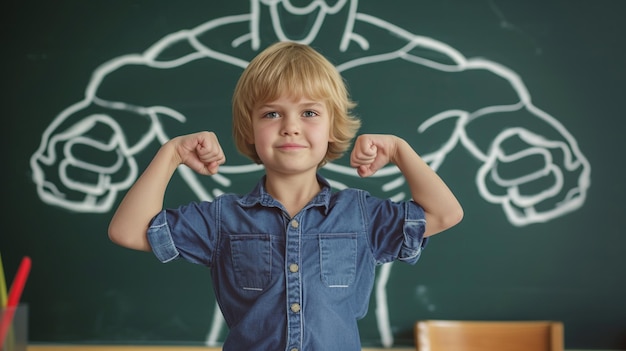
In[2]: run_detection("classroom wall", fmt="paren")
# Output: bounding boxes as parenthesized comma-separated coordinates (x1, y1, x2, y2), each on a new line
(2, 0, 625, 349)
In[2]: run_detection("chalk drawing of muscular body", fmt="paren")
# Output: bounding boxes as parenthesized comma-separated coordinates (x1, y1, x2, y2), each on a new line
(30, 0, 590, 346)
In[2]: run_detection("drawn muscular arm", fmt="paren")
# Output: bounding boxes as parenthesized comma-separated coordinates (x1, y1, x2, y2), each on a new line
(340, 41, 589, 225)
(30, 37, 208, 212)
(30, 20, 254, 213)
(415, 62, 590, 226)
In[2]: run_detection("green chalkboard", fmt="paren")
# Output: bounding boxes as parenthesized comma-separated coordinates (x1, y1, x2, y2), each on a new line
(3, 0, 625, 348)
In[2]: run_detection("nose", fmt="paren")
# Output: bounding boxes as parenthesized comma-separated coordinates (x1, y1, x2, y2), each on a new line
(280, 115, 301, 136)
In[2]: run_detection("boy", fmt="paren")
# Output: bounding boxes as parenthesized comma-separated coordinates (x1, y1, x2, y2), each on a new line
(108, 41, 463, 350)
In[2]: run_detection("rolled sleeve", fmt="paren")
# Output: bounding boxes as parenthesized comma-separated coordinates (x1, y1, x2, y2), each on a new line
(398, 201, 428, 264)
(147, 210, 180, 263)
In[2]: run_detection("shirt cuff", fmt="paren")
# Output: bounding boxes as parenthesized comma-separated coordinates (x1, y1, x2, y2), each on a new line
(398, 201, 428, 265)
(147, 210, 180, 263)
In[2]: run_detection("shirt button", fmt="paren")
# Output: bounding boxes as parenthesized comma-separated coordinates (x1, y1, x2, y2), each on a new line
(290, 303, 301, 313)
(291, 219, 299, 228)
(290, 349, 298, 351)
(289, 263, 299, 273)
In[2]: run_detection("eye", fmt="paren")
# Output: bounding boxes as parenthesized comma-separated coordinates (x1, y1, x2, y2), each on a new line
(302, 110, 319, 118)
(263, 111, 280, 119)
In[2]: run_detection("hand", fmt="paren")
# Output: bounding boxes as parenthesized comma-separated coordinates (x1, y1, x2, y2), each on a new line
(350, 134, 398, 177)
(173, 131, 226, 175)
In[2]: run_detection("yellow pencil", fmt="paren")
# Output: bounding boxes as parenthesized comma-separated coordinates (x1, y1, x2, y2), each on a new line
(0, 252, 7, 307)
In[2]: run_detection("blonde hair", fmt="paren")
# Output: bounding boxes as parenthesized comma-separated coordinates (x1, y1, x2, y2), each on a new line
(232, 41, 361, 166)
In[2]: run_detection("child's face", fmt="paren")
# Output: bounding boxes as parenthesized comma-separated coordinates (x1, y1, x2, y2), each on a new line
(251, 94, 332, 175)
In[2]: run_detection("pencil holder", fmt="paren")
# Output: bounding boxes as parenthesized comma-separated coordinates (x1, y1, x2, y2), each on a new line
(1, 304, 28, 351)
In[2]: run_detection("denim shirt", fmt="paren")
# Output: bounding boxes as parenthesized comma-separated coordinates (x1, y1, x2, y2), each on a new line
(147, 174, 427, 351)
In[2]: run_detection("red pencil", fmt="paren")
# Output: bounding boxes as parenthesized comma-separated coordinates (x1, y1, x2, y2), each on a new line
(0, 256, 31, 347)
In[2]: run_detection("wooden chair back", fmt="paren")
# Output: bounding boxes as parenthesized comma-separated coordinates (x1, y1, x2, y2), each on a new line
(415, 320, 564, 351)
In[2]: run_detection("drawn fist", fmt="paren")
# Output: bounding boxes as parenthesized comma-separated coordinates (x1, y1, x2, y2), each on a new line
(31, 112, 139, 213)
(476, 127, 589, 226)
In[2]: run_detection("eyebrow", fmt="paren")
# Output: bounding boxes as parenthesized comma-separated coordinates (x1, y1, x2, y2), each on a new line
(259, 101, 325, 109)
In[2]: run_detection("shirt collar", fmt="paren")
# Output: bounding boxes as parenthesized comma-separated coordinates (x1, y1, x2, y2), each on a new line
(238, 173, 332, 215)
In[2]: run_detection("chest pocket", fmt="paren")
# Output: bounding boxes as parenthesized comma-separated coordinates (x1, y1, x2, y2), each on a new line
(230, 234, 272, 291)
(319, 233, 357, 287)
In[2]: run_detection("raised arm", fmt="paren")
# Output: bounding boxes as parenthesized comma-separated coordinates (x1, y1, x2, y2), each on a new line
(350, 134, 463, 237)
(108, 131, 226, 251)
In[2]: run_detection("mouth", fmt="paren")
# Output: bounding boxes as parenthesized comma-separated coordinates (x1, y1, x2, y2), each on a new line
(274, 1, 324, 41)
(277, 143, 306, 151)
